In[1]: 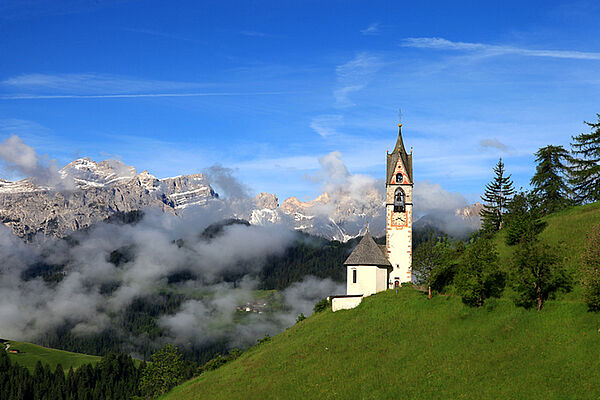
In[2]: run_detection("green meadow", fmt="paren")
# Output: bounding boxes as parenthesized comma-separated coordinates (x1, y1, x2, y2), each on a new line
(163, 288, 600, 400)
(3, 340, 101, 373)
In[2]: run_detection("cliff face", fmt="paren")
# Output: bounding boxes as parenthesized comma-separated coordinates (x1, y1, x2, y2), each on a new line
(0, 158, 216, 239)
(0, 158, 481, 242)
(250, 189, 387, 242)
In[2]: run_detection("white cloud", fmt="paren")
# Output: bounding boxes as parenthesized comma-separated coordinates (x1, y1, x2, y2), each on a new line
(479, 138, 509, 152)
(401, 37, 600, 60)
(334, 53, 382, 108)
(0, 91, 288, 100)
(360, 22, 380, 36)
(310, 114, 343, 137)
(0, 134, 72, 189)
(0, 73, 290, 100)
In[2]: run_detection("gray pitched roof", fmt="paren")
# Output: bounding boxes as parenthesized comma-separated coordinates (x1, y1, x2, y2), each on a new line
(344, 232, 392, 267)
(386, 125, 413, 184)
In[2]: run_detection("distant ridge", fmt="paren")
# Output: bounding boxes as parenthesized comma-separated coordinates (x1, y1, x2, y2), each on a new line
(0, 157, 480, 241)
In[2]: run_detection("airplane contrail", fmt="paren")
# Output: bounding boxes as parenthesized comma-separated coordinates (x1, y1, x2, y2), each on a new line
(0, 91, 290, 100)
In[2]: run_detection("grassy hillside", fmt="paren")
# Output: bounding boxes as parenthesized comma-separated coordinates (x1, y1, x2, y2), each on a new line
(163, 288, 600, 400)
(493, 201, 600, 298)
(3, 340, 101, 372)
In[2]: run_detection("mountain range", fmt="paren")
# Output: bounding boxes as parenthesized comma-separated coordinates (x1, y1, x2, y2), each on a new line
(0, 157, 481, 241)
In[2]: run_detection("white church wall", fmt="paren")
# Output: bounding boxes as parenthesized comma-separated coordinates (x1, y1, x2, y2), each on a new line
(376, 268, 389, 293)
(332, 296, 363, 312)
(347, 266, 376, 296)
(347, 265, 388, 296)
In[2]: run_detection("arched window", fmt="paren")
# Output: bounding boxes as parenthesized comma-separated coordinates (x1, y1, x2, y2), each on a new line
(396, 173, 402, 183)
(394, 188, 405, 212)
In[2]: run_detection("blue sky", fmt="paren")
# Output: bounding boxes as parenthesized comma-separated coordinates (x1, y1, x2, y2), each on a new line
(1, 0, 599, 202)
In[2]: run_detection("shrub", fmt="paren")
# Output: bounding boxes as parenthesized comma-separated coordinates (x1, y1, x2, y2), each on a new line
(313, 298, 330, 313)
(257, 334, 271, 345)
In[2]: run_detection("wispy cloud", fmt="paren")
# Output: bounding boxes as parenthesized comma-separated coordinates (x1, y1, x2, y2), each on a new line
(0, 91, 290, 100)
(240, 30, 267, 37)
(310, 115, 343, 137)
(2, 73, 209, 94)
(334, 52, 382, 108)
(119, 27, 201, 43)
(0, 73, 292, 100)
(360, 22, 380, 36)
(479, 138, 509, 152)
(401, 37, 600, 60)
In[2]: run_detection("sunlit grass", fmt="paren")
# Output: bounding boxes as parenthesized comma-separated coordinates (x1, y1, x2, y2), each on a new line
(4, 340, 101, 373)
(163, 287, 600, 399)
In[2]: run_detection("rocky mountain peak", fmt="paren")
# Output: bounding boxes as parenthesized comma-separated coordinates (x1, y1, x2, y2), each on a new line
(0, 157, 218, 239)
(254, 193, 279, 209)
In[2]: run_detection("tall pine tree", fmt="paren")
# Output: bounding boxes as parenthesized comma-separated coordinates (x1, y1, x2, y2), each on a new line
(569, 114, 600, 203)
(480, 158, 515, 232)
(530, 145, 571, 214)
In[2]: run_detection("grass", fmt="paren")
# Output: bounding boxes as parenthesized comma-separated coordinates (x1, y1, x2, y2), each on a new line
(163, 287, 600, 400)
(495, 202, 600, 272)
(3, 340, 101, 373)
(493, 201, 600, 300)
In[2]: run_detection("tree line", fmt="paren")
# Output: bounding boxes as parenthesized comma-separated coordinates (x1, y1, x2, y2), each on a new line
(413, 114, 600, 311)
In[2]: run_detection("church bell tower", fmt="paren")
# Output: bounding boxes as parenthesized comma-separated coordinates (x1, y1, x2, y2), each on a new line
(386, 124, 413, 285)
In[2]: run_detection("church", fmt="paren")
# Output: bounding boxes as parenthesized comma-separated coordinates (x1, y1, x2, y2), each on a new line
(331, 124, 413, 312)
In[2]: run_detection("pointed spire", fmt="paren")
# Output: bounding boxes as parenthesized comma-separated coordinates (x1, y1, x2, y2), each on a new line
(387, 123, 413, 184)
(392, 123, 408, 155)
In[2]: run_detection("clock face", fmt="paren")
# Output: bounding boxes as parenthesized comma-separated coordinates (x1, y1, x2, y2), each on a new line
(392, 211, 406, 226)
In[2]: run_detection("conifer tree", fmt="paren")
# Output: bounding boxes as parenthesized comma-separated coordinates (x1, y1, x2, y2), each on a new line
(569, 115, 600, 203)
(480, 158, 515, 232)
(504, 192, 546, 246)
(530, 145, 572, 214)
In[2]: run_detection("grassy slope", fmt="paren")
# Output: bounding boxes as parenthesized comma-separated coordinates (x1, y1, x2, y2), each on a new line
(4, 340, 101, 372)
(494, 201, 600, 299)
(164, 288, 600, 400)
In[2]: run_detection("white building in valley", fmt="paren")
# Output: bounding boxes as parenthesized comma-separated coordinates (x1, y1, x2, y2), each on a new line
(332, 124, 413, 311)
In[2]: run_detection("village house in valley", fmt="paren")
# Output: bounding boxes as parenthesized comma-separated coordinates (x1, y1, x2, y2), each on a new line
(331, 124, 413, 311)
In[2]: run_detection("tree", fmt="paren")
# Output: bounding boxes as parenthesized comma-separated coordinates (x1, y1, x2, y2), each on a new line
(581, 225, 600, 311)
(412, 236, 448, 299)
(530, 145, 572, 214)
(139, 344, 185, 399)
(569, 115, 600, 203)
(456, 238, 505, 307)
(313, 298, 330, 313)
(512, 230, 570, 310)
(480, 158, 515, 232)
(504, 192, 546, 246)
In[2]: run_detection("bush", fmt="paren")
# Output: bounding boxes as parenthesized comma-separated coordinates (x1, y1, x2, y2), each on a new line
(313, 299, 330, 313)
(456, 238, 505, 307)
(257, 334, 271, 345)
